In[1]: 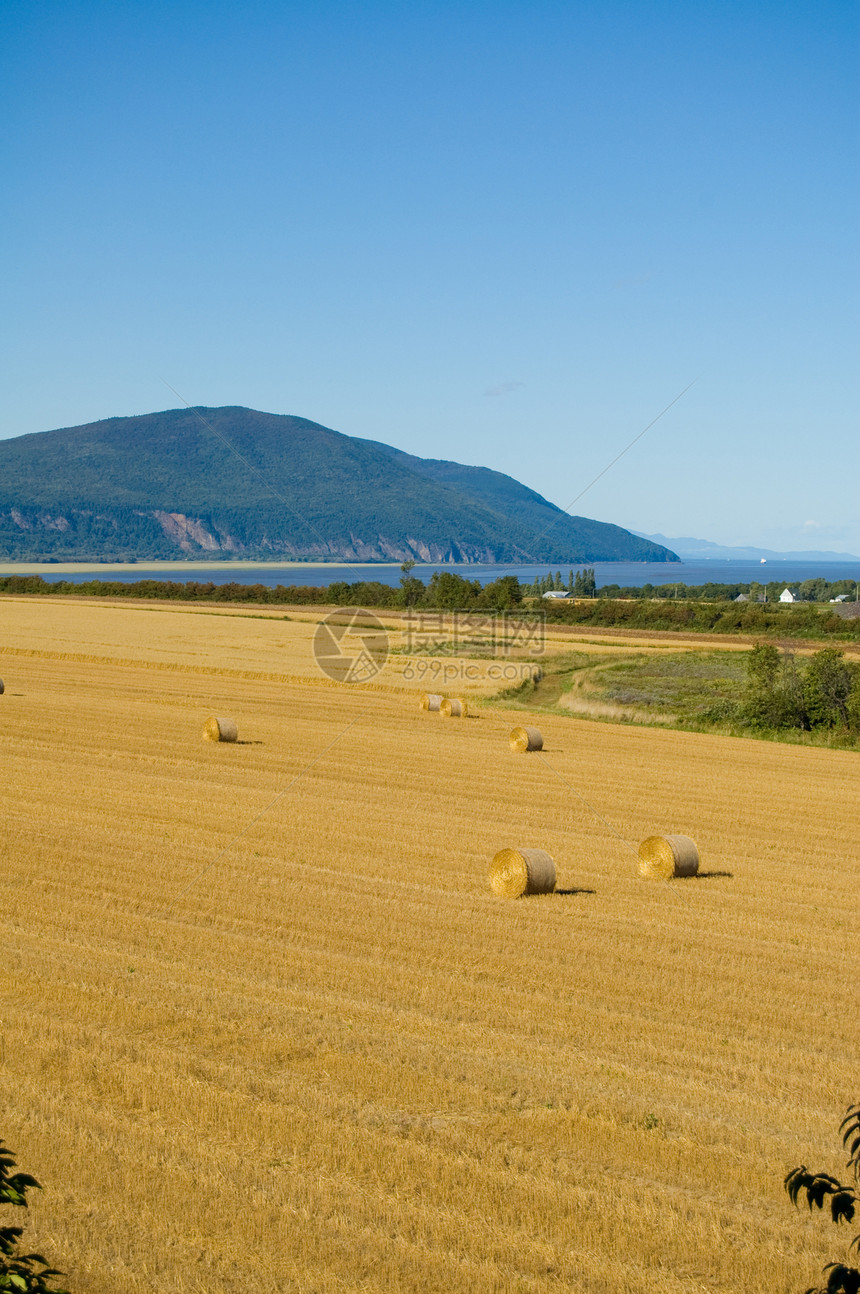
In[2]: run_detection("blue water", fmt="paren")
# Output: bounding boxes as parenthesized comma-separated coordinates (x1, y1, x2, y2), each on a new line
(18, 558, 860, 589)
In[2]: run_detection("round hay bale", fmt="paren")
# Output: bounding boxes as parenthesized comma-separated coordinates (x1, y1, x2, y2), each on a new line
(440, 697, 468, 717)
(0, 678, 4, 695)
(638, 834, 699, 880)
(202, 716, 238, 743)
(489, 847, 556, 898)
(419, 693, 444, 712)
(509, 725, 543, 753)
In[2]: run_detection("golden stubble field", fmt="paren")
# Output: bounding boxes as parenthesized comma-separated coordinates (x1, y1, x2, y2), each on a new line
(1, 598, 858, 1293)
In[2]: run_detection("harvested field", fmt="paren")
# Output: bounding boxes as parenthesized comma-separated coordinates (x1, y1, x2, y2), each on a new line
(0, 597, 528, 697)
(0, 599, 857, 1293)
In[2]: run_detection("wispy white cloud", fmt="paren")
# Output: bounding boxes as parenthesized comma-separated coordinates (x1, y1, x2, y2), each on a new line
(484, 381, 525, 397)
(756, 520, 860, 554)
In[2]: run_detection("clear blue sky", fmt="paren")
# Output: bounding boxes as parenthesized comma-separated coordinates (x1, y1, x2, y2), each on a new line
(2, 1, 857, 551)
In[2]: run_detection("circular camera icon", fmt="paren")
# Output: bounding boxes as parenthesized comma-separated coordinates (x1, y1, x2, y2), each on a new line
(313, 608, 389, 684)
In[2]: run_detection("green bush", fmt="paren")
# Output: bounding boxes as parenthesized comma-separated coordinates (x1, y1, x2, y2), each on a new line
(0, 1141, 68, 1292)
(742, 644, 860, 734)
(786, 1103, 860, 1293)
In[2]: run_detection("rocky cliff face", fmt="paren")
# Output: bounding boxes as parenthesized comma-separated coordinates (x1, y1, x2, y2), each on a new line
(0, 505, 508, 561)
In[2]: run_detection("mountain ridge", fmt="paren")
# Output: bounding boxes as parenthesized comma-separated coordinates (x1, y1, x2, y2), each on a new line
(0, 406, 679, 564)
(635, 532, 860, 562)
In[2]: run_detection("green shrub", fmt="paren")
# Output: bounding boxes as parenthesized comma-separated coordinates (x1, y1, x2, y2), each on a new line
(786, 1103, 860, 1293)
(0, 1140, 68, 1292)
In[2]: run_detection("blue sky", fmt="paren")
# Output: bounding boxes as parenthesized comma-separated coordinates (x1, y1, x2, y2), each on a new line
(2, 1, 857, 551)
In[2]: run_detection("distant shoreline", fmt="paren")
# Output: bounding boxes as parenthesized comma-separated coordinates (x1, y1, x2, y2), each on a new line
(0, 558, 677, 576)
(0, 560, 405, 575)
(1, 557, 858, 597)
(2, 556, 860, 579)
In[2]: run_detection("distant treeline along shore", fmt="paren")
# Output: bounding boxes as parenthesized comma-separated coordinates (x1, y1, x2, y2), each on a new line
(2, 571, 859, 638)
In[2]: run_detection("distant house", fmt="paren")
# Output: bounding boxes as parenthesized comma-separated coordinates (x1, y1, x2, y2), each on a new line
(542, 590, 570, 599)
(779, 588, 797, 603)
(830, 594, 850, 603)
(734, 593, 749, 602)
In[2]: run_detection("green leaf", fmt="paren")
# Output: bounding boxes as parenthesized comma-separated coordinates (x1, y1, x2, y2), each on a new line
(832, 1192, 857, 1225)
(823, 1262, 860, 1293)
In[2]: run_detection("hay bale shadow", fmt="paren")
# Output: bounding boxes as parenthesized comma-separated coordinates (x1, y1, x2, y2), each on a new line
(555, 888, 597, 896)
(236, 740, 265, 745)
(690, 870, 733, 879)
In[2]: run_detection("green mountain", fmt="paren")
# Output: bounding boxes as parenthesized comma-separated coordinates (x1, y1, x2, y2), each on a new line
(364, 441, 668, 565)
(0, 406, 678, 564)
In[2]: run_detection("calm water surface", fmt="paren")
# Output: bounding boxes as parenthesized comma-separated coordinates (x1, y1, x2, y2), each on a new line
(18, 558, 860, 589)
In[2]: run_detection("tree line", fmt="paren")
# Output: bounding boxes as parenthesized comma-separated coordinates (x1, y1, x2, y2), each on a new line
(2, 570, 859, 639)
(742, 644, 860, 733)
(528, 573, 859, 602)
(0, 570, 526, 612)
(522, 568, 597, 596)
(540, 597, 860, 639)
